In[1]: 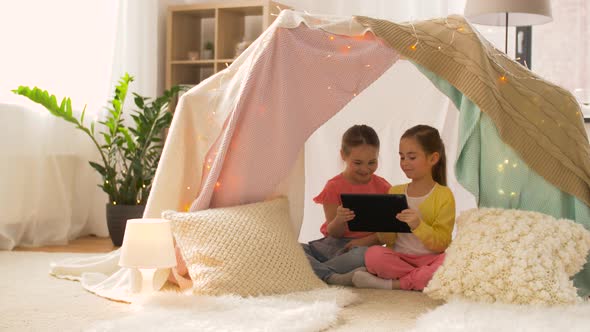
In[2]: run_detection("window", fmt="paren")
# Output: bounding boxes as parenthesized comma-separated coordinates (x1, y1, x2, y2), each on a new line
(0, 0, 118, 116)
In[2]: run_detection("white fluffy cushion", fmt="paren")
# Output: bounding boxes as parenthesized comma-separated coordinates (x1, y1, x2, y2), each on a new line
(162, 198, 326, 297)
(424, 208, 590, 305)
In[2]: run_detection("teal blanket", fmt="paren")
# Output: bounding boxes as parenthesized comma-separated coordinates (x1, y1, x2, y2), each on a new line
(416, 64, 590, 297)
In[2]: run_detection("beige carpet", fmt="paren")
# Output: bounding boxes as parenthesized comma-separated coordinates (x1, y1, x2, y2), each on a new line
(0, 251, 442, 331)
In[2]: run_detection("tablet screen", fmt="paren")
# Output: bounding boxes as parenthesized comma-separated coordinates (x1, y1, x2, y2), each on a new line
(341, 193, 411, 233)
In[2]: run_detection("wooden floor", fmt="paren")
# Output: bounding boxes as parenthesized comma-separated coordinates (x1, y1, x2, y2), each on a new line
(14, 236, 116, 253)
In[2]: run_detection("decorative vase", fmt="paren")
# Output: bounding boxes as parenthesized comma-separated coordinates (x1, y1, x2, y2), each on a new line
(106, 204, 146, 246)
(202, 49, 213, 60)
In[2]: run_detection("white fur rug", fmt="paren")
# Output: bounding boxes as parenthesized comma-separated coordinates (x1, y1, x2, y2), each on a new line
(87, 288, 357, 332)
(410, 299, 590, 332)
(86, 293, 590, 332)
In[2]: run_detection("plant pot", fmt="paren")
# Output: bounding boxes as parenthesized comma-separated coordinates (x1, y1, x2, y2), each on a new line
(106, 204, 146, 247)
(202, 49, 213, 60)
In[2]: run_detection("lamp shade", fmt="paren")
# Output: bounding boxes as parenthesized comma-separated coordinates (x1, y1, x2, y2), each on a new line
(464, 0, 553, 26)
(118, 218, 177, 269)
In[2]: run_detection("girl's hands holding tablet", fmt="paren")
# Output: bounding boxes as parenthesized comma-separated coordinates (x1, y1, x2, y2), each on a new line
(334, 205, 355, 224)
(396, 209, 421, 230)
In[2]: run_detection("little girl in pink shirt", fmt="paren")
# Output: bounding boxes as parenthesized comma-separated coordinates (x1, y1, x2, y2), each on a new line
(302, 125, 391, 286)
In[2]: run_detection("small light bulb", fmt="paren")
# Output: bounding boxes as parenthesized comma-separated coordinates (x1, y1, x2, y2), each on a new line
(187, 186, 191, 190)
(329, 36, 335, 41)
(113, 201, 117, 205)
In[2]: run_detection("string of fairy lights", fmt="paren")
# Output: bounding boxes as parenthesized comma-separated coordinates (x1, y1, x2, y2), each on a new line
(398, 15, 585, 200)
(406, 15, 578, 120)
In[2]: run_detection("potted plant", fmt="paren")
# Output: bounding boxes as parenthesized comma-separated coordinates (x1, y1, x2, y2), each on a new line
(202, 41, 214, 59)
(12, 73, 185, 246)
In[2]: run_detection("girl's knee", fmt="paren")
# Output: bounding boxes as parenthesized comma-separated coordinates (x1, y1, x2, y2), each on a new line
(365, 245, 388, 259)
(364, 245, 389, 272)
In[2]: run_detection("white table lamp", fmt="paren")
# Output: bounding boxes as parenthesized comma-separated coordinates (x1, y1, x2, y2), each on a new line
(464, 0, 553, 53)
(118, 218, 177, 293)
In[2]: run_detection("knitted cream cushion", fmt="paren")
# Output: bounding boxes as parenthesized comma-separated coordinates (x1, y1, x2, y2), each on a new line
(162, 198, 326, 297)
(424, 208, 590, 305)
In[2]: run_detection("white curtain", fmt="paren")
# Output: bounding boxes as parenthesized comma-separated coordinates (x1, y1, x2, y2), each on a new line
(0, 1, 119, 249)
(0, 104, 107, 249)
(111, 0, 161, 101)
(0, 0, 200, 249)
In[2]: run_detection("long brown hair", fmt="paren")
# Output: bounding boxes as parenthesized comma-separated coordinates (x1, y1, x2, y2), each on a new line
(341, 125, 380, 156)
(401, 125, 447, 185)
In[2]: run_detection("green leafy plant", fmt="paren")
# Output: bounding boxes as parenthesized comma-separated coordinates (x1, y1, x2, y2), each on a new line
(204, 41, 214, 50)
(12, 73, 184, 205)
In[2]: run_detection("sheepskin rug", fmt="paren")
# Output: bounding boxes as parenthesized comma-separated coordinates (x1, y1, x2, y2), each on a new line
(87, 288, 358, 332)
(410, 299, 590, 332)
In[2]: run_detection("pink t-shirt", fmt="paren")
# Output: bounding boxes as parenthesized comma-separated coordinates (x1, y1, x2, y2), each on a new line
(313, 173, 391, 238)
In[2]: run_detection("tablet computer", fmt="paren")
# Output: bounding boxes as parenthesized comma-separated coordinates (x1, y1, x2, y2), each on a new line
(341, 193, 411, 233)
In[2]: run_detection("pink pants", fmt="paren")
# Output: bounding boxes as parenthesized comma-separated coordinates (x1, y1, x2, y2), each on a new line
(364, 245, 445, 291)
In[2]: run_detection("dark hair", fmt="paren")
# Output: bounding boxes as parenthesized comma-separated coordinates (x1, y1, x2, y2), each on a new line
(401, 125, 447, 186)
(341, 125, 380, 156)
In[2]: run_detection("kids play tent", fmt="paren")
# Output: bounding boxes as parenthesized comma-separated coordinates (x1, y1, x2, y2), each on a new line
(54, 10, 590, 299)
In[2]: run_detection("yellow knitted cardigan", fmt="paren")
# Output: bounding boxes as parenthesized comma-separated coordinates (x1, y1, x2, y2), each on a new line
(355, 15, 590, 207)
